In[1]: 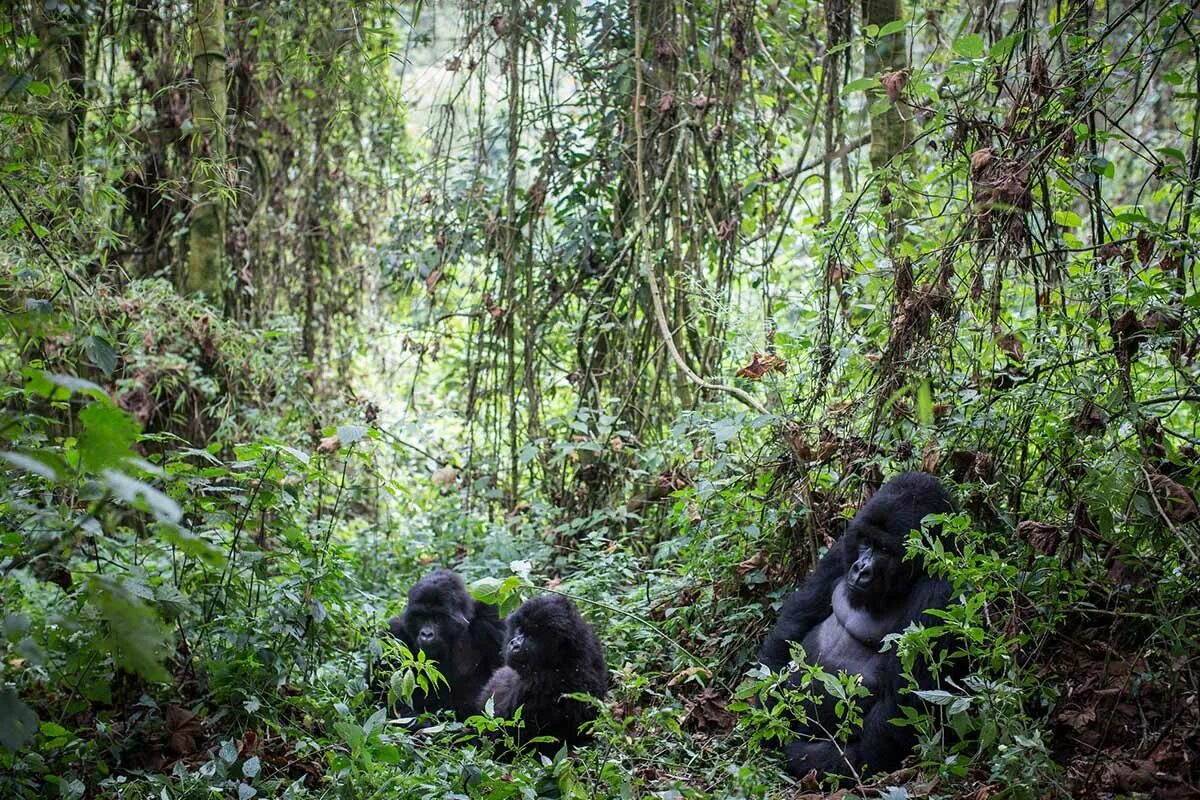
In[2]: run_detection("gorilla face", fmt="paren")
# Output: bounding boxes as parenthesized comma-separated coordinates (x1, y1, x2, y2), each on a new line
(478, 593, 609, 750)
(501, 595, 574, 672)
(396, 570, 476, 666)
(401, 606, 470, 663)
(756, 471, 959, 783)
(844, 536, 920, 609)
(373, 569, 507, 722)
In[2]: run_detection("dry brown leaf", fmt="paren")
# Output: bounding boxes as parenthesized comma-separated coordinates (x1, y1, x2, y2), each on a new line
(735, 352, 787, 380)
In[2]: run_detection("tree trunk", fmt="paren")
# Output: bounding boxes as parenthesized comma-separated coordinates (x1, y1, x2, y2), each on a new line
(862, 0, 911, 170)
(185, 0, 228, 301)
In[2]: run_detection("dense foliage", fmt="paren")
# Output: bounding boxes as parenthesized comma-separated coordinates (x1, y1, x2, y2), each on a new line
(1, 0, 1197, 798)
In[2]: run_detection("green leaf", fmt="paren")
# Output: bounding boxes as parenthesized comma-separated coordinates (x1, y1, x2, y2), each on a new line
(953, 34, 985, 59)
(102, 469, 182, 523)
(84, 335, 118, 376)
(0, 450, 58, 480)
(336, 425, 367, 445)
(1054, 209, 1083, 228)
(1090, 156, 1115, 179)
(877, 19, 907, 37)
(79, 403, 140, 472)
(88, 576, 172, 683)
(916, 380, 933, 427)
(156, 522, 222, 564)
(913, 689, 957, 705)
(0, 688, 37, 751)
(989, 32, 1021, 61)
(25, 80, 50, 96)
(842, 77, 881, 95)
(373, 743, 401, 764)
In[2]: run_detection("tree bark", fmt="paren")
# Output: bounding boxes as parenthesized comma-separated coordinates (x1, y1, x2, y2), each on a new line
(862, 0, 911, 170)
(185, 0, 228, 301)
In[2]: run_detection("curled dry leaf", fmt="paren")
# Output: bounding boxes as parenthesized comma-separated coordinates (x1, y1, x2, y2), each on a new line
(970, 147, 994, 175)
(1018, 520, 1061, 555)
(880, 69, 909, 103)
(316, 435, 341, 454)
(165, 706, 202, 756)
(997, 331, 1024, 363)
(1075, 400, 1107, 434)
(1148, 473, 1199, 524)
(431, 465, 459, 487)
(735, 352, 787, 380)
(680, 686, 735, 732)
(667, 665, 713, 687)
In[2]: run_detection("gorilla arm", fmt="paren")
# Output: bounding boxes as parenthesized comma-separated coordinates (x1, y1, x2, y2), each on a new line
(758, 534, 853, 671)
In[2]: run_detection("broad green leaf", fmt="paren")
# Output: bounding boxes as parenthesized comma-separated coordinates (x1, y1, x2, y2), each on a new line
(0, 450, 58, 480)
(989, 32, 1022, 60)
(337, 424, 367, 445)
(916, 380, 933, 427)
(84, 335, 119, 376)
(80, 403, 140, 471)
(842, 77, 881, 95)
(913, 688, 957, 705)
(878, 19, 907, 37)
(1090, 156, 1115, 179)
(1054, 209, 1083, 228)
(102, 469, 182, 523)
(156, 522, 222, 564)
(953, 34, 985, 59)
(0, 688, 37, 751)
(88, 576, 172, 683)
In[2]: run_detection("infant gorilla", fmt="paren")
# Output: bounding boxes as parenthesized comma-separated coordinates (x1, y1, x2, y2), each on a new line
(479, 594, 608, 750)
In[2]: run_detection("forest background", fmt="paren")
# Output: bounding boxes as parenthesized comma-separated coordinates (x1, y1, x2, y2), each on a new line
(1, 0, 1198, 797)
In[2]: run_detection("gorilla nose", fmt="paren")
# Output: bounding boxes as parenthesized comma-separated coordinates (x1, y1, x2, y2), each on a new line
(418, 626, 436, 643)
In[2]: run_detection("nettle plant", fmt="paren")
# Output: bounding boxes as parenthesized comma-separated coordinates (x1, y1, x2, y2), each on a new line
(889, 513, 1067, 791)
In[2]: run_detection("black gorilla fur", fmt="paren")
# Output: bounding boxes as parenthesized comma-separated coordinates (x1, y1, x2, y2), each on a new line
(479, 594, 608, 750)
(757, 471, 956, 782)
(375, 569, 506, 720)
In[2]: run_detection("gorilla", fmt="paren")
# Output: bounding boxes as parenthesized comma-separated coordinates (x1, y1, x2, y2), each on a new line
(757, 471, 956, 782)
(479, 594, 608, 751)
(372, 569, 506, 721)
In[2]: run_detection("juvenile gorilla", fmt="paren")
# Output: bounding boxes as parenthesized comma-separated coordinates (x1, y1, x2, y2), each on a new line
(757, 471, 956, 782)
(374, 570, 506, 721)
(479, 594, 608, 750)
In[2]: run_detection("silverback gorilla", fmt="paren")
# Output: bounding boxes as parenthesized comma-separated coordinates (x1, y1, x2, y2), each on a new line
(479, 594, 608, 750)
(376, 570, 506, 721)
(757, 471, 956, 782)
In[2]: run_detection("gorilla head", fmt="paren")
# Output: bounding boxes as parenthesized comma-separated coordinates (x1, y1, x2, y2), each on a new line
(375, 569, 506, 720)
(757, 471, 957, 783)
(479, 594, 608, 750)
(840, 472, 953, 610)
(394, 570, 476, 665)
(501, 594, 585, 671)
